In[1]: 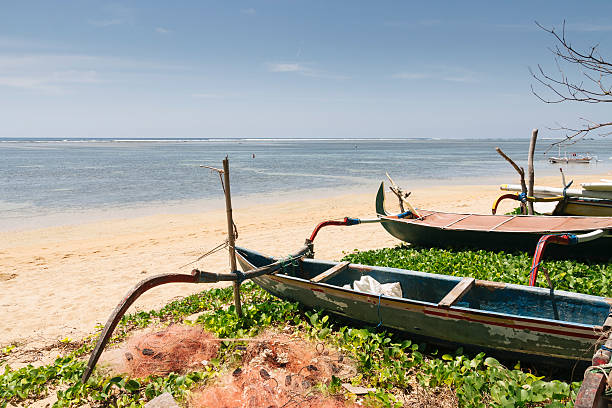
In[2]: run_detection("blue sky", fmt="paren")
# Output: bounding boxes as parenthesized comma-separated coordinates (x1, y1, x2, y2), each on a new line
(1, 1, 611, 139)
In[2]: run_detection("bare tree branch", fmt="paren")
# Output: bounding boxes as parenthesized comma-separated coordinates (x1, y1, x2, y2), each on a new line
(531, 20, 612, 142)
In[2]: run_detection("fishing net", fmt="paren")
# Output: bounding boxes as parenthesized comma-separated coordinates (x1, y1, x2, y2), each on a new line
(124, 325, 220, 377)
(190, 331, 357, 408)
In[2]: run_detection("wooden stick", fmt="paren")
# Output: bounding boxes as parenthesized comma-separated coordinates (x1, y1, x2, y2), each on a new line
(527, 129, 538, 215)
(385, 172, 420, 217)
(496, 147, 528, 214)
(200, 164, 223, 173)
(222, 157, 242, 317)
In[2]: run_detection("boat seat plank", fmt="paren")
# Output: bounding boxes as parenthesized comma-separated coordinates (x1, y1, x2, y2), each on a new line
(311, 261, 350, 283)
(438, 277, 475, 308)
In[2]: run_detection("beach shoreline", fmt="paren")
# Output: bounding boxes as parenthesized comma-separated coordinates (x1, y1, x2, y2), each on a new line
(1, 172, 611, 350)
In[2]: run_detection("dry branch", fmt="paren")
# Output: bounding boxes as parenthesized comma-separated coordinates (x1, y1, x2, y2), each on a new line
(496, 147, 527, 214)
(531, 21, 612, 143)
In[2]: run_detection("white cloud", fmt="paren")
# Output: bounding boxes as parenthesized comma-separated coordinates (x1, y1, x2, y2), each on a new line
(241, 8, 256, 15)
(268, 62, 349, 80)
(0, 53, 188, 93)
(155, 27, 171, 34)
(269, 63, 303, 73)
(0, 70, 100, 93)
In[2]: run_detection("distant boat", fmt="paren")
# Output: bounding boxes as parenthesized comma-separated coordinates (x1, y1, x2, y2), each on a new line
(548, 155, 592, 164)
(548, 147, 593, 164)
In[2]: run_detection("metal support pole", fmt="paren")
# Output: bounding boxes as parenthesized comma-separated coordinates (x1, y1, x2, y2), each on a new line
(222, 156, 242, 317)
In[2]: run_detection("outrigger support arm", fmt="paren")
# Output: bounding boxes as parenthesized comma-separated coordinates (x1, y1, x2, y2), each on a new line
(528, 229, 607, 286)
(81, 245, 311, 383)
(491, 193, 565, 215)
(308, 217, 380, 242)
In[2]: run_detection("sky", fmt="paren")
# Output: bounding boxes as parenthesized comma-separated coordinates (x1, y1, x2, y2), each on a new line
(1, 1, 612, 139)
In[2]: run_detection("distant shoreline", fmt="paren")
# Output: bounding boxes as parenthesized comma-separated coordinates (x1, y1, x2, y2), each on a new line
(0, 136, 577, 142)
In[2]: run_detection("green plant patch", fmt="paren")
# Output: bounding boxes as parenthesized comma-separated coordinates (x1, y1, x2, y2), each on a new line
(342, 245, 612, 296)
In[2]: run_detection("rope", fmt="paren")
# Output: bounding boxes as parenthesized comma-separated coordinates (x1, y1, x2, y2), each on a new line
(562, 180, 573, 199)
(585, 363, 612, 384)
(219, 173, 239, 241)
(376, 293, 383, 328)
(179, 240, 229, 269)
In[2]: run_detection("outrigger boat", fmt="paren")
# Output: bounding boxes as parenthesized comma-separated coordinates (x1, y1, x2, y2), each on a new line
(80, 174, 612, 387)
(496, 183, 612, 217)
(548, 147, 593, 164)
(376, 182, 612, 259)
(236, 245, 612, 367)
(81, 211, 612, 382)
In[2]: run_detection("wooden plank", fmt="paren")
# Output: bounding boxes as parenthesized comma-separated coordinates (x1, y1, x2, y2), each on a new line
(438, 277, 475, 308)
(603, 314, 612, 330)
(311, 261, 350, 283)
(441, 214, 472, 229)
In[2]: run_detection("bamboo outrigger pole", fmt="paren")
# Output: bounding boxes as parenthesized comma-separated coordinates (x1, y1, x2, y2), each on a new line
(222, 156, 242, 317)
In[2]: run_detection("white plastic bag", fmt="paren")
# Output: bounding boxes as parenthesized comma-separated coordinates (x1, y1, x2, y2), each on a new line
(347, 275, 402, 298)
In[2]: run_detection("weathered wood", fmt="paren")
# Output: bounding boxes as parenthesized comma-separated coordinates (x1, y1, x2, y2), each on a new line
(223, 157, 242, 317)
(438, 277, 475, 307)
(527, 129, 538, 215)
(603, 314, 612, 329)
(574, 370, 607, 408)
(311, 261, 350, 283)
(385, 173, 419, 217)
(496, 147, 528, 214)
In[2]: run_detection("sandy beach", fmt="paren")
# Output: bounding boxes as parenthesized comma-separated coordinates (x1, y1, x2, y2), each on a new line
(1, 173, 611, 351)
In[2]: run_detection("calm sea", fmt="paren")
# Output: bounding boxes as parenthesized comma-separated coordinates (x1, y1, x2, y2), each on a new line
(2, 138, 612, 230)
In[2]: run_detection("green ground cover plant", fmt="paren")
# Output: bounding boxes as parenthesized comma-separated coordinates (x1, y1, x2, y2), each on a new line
(342, 245, 612, 296)
(2, 244, 599, 407)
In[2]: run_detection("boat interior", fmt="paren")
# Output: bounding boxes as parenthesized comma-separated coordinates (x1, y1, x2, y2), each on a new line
(237, 247, 611, 327)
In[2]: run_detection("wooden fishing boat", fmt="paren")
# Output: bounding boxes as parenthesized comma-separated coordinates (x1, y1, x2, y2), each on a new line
(376, 182, 612, 258)
(548, 148, 593, 164)
(236, 246, 611, 366)
(582, 181, 612, 192)
(548, 155, 592, 164)
(497, 183, 612, 217)
(551, 197, 612, 217)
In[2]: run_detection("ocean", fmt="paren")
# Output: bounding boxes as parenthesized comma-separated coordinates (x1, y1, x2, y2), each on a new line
(2, 137, 612, 230)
